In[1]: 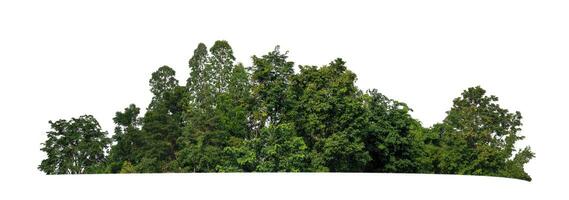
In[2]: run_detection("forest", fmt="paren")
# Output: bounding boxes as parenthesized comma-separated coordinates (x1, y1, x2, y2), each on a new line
(38, 40, 534, 181)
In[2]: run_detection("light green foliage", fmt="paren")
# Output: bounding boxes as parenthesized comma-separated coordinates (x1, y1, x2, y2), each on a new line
(38, 115, 111, 174)
(221, 123, 309, 172)
(38, 42, 533, 181)
(120, 161, 136, 173)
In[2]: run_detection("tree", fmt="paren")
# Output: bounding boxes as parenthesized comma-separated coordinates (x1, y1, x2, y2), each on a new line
(177, 41, 242, 172)
(39, 115, 111, 174)
(108, 104, 143, 173)
(138, 66, 185, 172)
(187, 43, 212, 109)
(38, 41, 534, 180)
(290, 58, 370, 171)
(250, 46, 295, 132)
(362, 90, 428, 173)
(215, 63, 252, 139)
(209, 40, 236, 93)
(431, 86, 534, 180)
(149, 65, 178, 108)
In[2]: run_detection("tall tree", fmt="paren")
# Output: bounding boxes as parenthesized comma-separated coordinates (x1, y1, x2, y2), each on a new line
(216, 63, 251, 139)
(149, 65, 178, 109)
(177, 41, 242, 172)
(209, 40, 236, 93)
(39, 115, 111, 174)
(187, 43, 212, 109)
(138, 66, 185, 172)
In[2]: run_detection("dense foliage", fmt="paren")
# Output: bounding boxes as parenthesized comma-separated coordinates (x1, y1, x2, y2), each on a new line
(38, 41, 534, 181)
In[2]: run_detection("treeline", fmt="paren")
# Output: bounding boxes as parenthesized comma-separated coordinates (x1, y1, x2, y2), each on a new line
(38, 41, 534, 181)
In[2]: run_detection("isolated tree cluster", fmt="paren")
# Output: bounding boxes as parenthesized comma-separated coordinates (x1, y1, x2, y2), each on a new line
(38, 41, 534, 181)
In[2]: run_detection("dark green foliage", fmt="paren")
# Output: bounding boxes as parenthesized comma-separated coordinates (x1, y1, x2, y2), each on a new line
(38, 41, 533, 181)
(136, 66, 186, 172)
(250, 46, 295, 131)
(149, 65, 179, 108)
(290, 59, 370, 171)
(425, 86, 534, 181)
(290, 59, 362, 146)
(319, 133, 370, 172)
(362, 90, 428, 173)
(38, 115, 111, 174)
(187, 43, 210, 108)
(108, 104, 143, 173)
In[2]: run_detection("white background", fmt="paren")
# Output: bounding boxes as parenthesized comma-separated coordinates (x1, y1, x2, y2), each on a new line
(0, 0, 567, 199)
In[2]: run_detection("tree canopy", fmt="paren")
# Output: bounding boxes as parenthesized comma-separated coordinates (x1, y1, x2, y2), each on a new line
(38, 41, 533, 181)
(39, 115, 111, 174)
